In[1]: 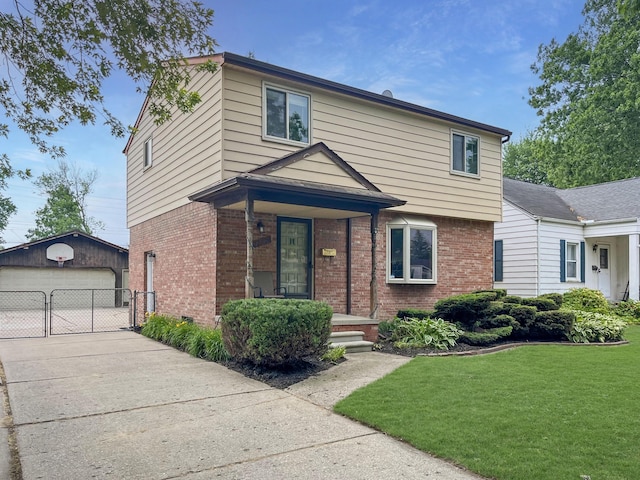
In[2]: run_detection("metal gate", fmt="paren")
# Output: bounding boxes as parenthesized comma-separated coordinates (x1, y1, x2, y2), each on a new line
(131, 290, 156, 328)
(49, 288, 133, 335)
(0, 291, 47, 338)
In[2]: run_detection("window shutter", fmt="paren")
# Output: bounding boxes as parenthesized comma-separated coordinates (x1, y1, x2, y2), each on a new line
(580, 241, 586, 283)
(560, 239, 566, 282)
(494, 240, 503, 282)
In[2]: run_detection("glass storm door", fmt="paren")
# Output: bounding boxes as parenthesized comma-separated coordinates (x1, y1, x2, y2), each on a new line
(278, 218, 312, 299)
(597, 245, 611, 299)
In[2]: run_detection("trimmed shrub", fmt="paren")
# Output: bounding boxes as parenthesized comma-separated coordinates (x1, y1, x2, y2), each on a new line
(459, 326, 513, 346)
(530, 311, 575, 341)
(478, 314, 518, 330)
(502, 295, 523, 304)
(563, 288, 610, 313)
(221, 299, 332, 367)
(521, 297, 559, 312)
(396, 308, 432, 320)
(433, 292, 497, 330)
(391, 317, 461, 350)
(568, 312, 627, 343)
(509, 305, 538, 338)
(473, 288, 507, 299)
(539, 292, 563, 309)
(485, 301, 513, 317)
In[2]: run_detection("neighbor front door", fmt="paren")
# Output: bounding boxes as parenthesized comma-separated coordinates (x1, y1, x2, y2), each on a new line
(278, 218, 312, 299)
(597, 245, 611, 299)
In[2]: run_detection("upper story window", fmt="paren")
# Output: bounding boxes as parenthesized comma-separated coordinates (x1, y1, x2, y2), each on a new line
(264, 84, 310, 145)
(143, 137, 153, 169)
(451, 131, 479, 176)
(387, 216, 437, 284)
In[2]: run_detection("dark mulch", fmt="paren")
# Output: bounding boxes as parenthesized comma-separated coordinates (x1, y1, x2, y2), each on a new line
(374, 339, 485, 356)
(221, 357, 340, 389)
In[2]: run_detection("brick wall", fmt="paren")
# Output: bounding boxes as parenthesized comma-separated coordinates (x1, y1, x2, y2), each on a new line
(313, 218, 348, 312)
(350, 212, 495, 320)
(129, 202, 218, 326)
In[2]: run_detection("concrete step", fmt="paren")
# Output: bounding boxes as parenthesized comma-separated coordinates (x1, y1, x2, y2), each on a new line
(329, 340, 374, 354)
(329, 330, 365, 344)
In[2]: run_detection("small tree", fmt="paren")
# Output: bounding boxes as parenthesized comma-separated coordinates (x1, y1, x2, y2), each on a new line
(27, 160, 103, 240)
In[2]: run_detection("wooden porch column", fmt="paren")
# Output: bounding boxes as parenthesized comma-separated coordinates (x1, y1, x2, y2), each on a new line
(245, 195, 255, 299)
(370, 211, 379, 319)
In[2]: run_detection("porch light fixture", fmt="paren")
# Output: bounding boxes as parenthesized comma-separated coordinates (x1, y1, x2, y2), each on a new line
(593, 244, 598, 252)
(257, 220, 265, 233)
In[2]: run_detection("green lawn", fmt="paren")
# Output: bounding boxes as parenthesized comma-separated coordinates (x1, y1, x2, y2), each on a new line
(334, 325, 640, 480)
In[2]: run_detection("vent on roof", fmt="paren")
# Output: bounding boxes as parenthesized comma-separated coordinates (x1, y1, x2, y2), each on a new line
(381, 89, 394, 98)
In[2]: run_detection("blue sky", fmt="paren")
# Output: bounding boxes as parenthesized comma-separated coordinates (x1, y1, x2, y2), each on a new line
(1, 0, 585, 248)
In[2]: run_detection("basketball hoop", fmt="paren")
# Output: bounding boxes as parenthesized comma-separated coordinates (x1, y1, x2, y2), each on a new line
(56, 256, 67, 268)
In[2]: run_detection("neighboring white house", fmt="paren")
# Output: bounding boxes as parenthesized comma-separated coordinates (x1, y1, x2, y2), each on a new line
(494, 177, 640, 301)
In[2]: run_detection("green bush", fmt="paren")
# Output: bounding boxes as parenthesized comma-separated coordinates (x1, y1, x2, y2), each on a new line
(391, 317, 461, 350)
(459, 326, 513, 346)
(502, 295, 523, 304)
(539, 292, 563, 309)
(378, 319, 398, 338)
(485, 301, 513, 317)
(221, 299, 332, 367)
(472, 288, 507, 299)
(478, 314, 518, 330)
(396, 308, 432, 320)
(433, 292, 497, 330)
(613, 300, 640, 323)
(563, 288, 610, 313)
(141, 313, 229, 362)
(530, 311, 575, 341)
(567, 312, 627, 343)
(508, 305, 538, 338)
(521, 297, 560, 312)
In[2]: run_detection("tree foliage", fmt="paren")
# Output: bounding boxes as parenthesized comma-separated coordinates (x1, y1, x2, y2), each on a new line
(520, 0, 640, 187)
(27, 160, 103, 240)
(0, 0, 217, 159)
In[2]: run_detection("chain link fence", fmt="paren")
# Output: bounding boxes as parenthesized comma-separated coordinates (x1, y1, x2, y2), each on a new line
(50, 289, 132, 335)
(0, 291, 47, 338)
(132, 290, 156, 329)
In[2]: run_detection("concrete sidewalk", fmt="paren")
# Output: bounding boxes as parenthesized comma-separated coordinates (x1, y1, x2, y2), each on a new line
(0, 332, 485, 479)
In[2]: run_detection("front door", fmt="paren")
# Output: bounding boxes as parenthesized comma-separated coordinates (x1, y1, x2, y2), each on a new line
(278, 218, 312, 299)
(597, 245, 611, 299)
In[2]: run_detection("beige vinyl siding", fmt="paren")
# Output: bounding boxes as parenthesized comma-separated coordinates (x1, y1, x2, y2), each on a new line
(267, 152, 368, 189)
(221, 66, 503, 222)
(127, 67, 224, 227)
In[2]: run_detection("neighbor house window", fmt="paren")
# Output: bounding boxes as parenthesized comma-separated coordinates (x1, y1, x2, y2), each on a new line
(451, 131, 479, 175)
(560, 239, 585, 282)
(387, 217, 437, 284)
(494, 239, 503, 282)
(264, 84, 310, 144)
(143, 137, 153, 169)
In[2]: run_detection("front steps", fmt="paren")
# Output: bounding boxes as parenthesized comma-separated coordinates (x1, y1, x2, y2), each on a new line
(329, 330, 373, 353)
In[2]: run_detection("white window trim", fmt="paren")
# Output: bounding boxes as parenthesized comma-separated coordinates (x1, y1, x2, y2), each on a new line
(262, 82, 312, 146)
(450, 129, 480, 178)
(566, 242, 579, 281)
(143, 137, 153, 169)
(386, 216, 437, 284)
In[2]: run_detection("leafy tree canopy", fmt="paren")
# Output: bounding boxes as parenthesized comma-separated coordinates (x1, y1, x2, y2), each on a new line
(0, 0, 217, 161)
(27, 160, 104, 240)
(511, 0, 640, 188)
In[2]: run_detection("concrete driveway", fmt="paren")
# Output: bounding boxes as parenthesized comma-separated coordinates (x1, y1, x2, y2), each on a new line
(0, 332, 484, 479)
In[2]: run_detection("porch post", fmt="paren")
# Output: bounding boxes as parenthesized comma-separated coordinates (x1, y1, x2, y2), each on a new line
(245, 194, 255, 299)
(629, 234, 639, 301)
(370, 211, 379, 319)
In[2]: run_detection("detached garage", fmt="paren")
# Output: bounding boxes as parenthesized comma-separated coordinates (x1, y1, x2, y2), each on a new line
(0, 231, 129, 302)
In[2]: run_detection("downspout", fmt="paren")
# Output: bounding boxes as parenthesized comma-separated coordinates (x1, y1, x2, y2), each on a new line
(536, 217, 541, 296)
(346, 218, 352, 314)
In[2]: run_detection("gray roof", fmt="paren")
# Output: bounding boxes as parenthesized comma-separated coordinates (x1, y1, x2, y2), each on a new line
(504, 177, 640, 222)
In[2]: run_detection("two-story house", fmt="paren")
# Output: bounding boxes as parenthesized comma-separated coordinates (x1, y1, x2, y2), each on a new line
(125, 52, 511, 334)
